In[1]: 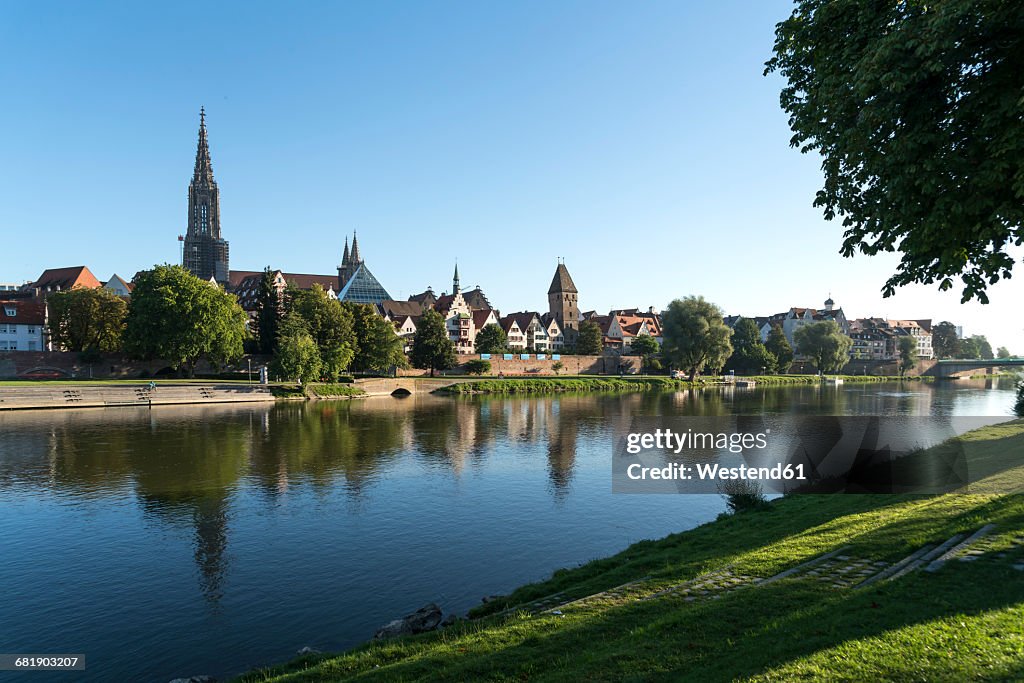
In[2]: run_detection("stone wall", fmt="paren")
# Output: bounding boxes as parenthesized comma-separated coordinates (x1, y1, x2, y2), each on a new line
(396, 353, 643, 377)
(0, 352, 271, 379)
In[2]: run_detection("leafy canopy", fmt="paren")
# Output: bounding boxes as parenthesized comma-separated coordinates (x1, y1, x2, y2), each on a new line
(47, 287, 127, 353)
(660, 296, 733, 381)
(575, 320, 604, 356)
(124, 265, 247, 374)
(410, 309, 456, 376)
(765, 324, 794, 373)
(474, 324, 508, 355)
(766, 0, 1024, 303)
(794, 321, 852, 374)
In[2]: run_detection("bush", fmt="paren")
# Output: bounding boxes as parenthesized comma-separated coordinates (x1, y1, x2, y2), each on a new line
(465, 359, 491, 375)
(718, 479, 770, 515)
(1015, 381, 1024, 418)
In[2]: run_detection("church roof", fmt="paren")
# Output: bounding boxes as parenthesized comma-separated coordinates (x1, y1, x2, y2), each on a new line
(548, 263, 578, 294)
(337, 262, 391, 305)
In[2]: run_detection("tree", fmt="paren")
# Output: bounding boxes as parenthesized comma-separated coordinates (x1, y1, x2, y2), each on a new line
(660, 296, 733, 382)
(725, 318, 777, 375)
(255, 267, 282, 355)
(794, 321, 853, 374)
(958, 336, 982, 360)
(630, 335, 661, 372)
(271, 313, 322, 384)
(766, 1, 1024, 304)
(348, 304, 408, 373)
(474, 324, 508, 354)
(290, 285, 356, 379)
(410, 309, 456, 377)
(932, 321, 960, 359)
(997, 346, 1012, 359)
(47, 287, 127, 353)
(465, 359, 491, 375)
(898, 336, 918, 377)
(551, 360, 565, 375)
(765, 324, 794, 373)
(124, 265, 248, 376)
(972, 335, 995, 360)
(576, 320, 604, 356)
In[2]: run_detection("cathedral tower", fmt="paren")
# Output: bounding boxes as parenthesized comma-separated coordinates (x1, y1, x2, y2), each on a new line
(182, 108, 230, 284)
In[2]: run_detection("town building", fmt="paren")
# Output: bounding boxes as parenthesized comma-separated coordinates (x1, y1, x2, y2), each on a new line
(19, 266, 103, 300)
(758, 297, 850, 347)
(0, 301, 46, 351)
(102, 274, 133, 297)
(181, 108, 230, 285)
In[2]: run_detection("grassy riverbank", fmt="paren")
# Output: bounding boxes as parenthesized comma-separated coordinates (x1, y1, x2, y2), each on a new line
(233, 419, 1024, 682)
(438, 376, 695, 394)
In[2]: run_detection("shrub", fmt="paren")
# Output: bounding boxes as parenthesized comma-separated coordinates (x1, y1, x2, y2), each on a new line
(465, 359, 491, 375)
(718, 479, 770, 514)
(1015, 381, 1024, 418)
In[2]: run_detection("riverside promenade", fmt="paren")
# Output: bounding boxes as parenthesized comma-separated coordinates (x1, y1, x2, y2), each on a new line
(0, 383, 275, 410)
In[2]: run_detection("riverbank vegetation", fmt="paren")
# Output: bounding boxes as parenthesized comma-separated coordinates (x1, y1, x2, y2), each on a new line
(437, 377, 695, 394)
(234, 420, 1024, 682)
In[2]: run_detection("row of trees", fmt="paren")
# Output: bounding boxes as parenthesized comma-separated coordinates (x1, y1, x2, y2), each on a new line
(48, 264, 249, 375)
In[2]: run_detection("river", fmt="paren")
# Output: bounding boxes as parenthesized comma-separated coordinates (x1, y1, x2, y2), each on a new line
(0, 378, 1018, 681)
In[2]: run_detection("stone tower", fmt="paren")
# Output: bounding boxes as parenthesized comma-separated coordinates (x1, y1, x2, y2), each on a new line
(548, 261, 579, 345)
(182, 108, 230, 284)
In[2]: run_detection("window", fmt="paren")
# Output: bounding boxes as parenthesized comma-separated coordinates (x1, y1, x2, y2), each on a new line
(28, 326, 35, 334)
(28, 341, 37, 350)
(9, 342, 16, 350)
(0, 324, 6, 334)
(4, 307, 14, 317)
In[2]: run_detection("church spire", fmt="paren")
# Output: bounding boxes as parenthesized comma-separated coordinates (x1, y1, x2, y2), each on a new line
(341, 236, 350, 267)
(193, 106, 214, 183)
(452, 262, 460, 294)
(351, 231, 362, 263)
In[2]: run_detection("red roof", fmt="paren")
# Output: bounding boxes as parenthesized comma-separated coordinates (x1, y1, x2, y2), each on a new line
(1, 301, 46, 325)
(30, 266, 101, 294)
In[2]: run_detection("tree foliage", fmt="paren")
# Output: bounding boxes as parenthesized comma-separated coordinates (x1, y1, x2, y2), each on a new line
(931, 321, 960, 359)
(725, 318, 777, 375)
(996, 346, 1011, 359)
(898, 336, 918, 377)
(272, 313, 322, 384)
(794, 321, 852, 374)
(410, 309, 456, 377)
(766, 0, 1024, 303)
(347, 303, 408, 373)
(47, 287, 127, 353)
(575, 320, 604, 356)
(290, 285, 356, 379)
(474, 323, 508, 354)
(465, 359, 491, 375)
(255, 267, 282, 355)
(765, 324, 794, 373)
(124, 265, 247, 375)
(971, 334, 994, 360)
(660, 296, 733, 382)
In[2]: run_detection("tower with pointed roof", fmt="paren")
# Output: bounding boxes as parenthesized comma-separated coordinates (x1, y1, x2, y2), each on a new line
(548, 260, 579, 345)
(336, 230, 392, 304)
(182, 108, 230, 284)
(452, 263, 460, 294)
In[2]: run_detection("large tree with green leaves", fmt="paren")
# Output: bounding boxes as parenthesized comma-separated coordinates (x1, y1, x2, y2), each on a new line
(474, 323, 508, 354)
(997, 346, 1012, 359)
(575, 320, 604, 356)
(794, 321, 853, 374)
(346, 303, 408, 373)
(630, 334, 661, 373)
(410, 309, 456, 377)
(765, 324, 794, 373)
(124, 265, 248, 376)
(290, 285, 355, 379)
(931, 321, 960, 359)
(972, 335, 995, 361)
(255, 267, 282, 355)
(271, 313, 322, 384)
(766, 0, 1024, 303)
(47, 287, 127, 353)
(958, 336, 982, 360)
(725, 318, 777, 375)
(661, 296, 733, 382)
(898, 336, 918, 377)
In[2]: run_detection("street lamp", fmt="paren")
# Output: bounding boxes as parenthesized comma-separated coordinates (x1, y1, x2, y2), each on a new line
(247, 357, 252, 385)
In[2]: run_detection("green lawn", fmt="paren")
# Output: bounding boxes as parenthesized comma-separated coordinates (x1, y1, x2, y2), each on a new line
(233, 420, 1024, 682)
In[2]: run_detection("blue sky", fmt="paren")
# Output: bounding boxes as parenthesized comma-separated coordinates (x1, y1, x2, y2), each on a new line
(2, 1, 1021, 351)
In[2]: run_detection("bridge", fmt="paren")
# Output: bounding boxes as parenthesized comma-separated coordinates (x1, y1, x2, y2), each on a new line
(927, 358, 1024, 378)
(354, 377, 476, 397)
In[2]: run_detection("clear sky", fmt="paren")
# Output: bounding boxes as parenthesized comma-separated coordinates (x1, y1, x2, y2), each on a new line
(2, 1, 1021, 351)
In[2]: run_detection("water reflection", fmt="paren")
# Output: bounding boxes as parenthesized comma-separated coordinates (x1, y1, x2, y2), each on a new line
(0, 378, 1017, 607)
